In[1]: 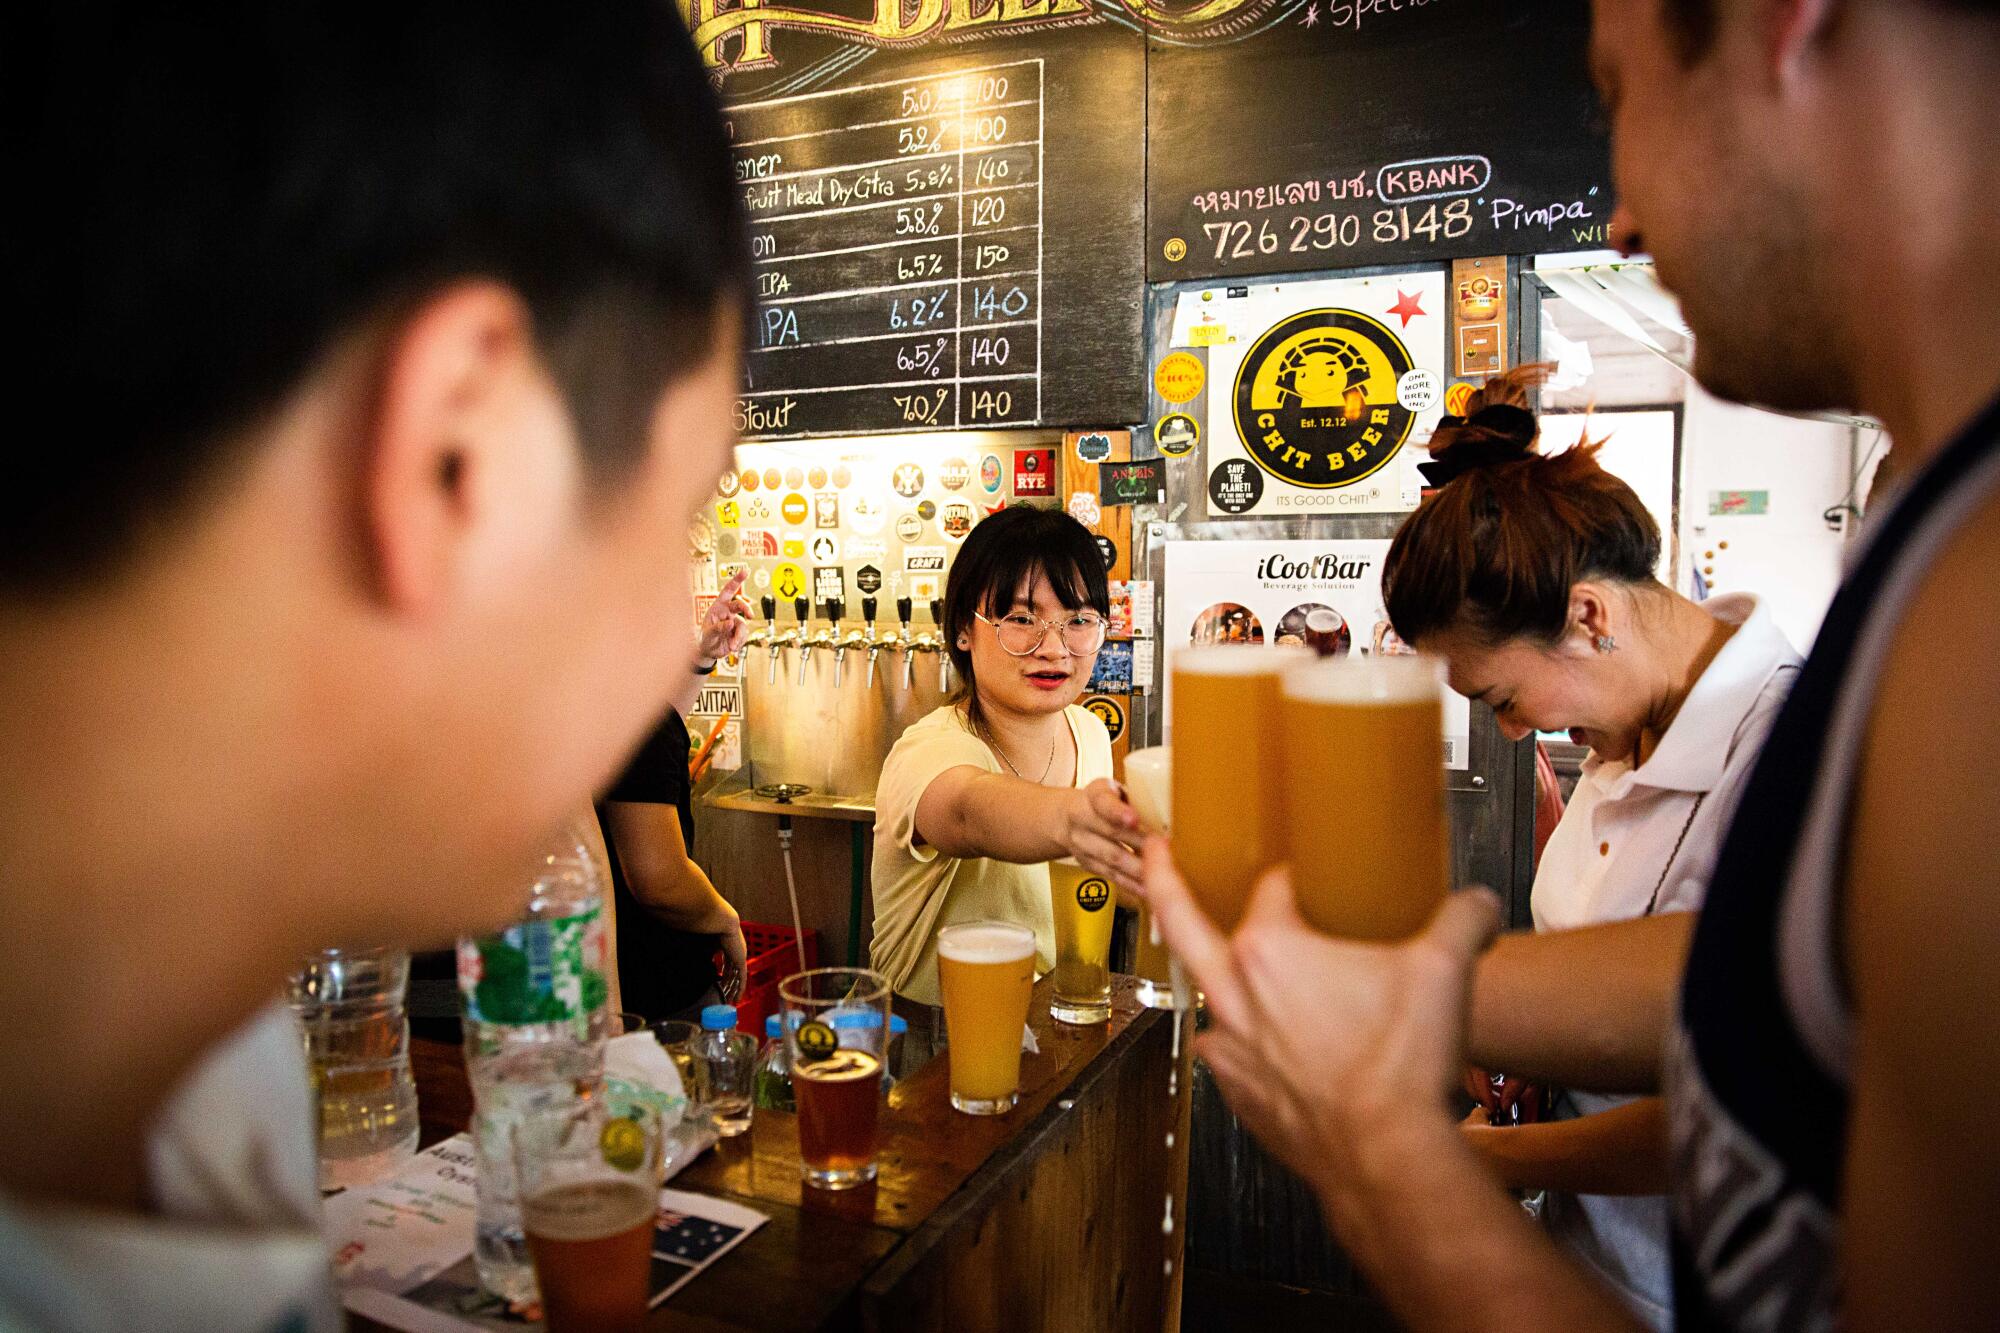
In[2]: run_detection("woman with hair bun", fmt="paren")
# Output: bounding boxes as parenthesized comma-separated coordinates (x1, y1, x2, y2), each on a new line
(1380, 366, 1803, 1330)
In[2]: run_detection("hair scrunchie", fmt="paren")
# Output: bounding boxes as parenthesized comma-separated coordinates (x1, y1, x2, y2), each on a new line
(1415, 404, 1538, 488)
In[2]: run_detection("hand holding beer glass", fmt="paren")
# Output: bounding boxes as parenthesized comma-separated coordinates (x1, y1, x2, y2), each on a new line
(937, 920, 1037, 1114)
(512, 1100, 665, 1333)
(781, 967, 890, 1190)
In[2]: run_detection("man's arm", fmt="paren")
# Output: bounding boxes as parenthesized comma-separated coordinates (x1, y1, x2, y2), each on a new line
(1461, 1098, 1669, 1196)
(1467, 914, 1694, 1093)
(1841, 496, 2000, 1328)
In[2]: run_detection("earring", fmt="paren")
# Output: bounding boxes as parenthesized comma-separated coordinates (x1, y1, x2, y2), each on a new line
(1594, 634, 1618, 654)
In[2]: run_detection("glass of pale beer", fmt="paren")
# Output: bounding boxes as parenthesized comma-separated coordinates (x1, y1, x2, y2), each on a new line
(513, 1099, 663, 1333)
(1048, 860, 1117, 1024)
(780, 967, 890, 1189)
(1170, 645, 1300, 932)
(1121, 747, 1175, 1008)
(1280, 654, 1451, 939)
(936, 921, 1037, 1114)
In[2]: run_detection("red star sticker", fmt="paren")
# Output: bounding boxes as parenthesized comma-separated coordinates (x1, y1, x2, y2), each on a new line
(983, 501, 1007, 517)
(1388, 289, 1426, 328)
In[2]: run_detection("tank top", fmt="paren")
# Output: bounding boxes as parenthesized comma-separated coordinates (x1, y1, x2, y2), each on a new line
(1666, 393, 2000, 1331)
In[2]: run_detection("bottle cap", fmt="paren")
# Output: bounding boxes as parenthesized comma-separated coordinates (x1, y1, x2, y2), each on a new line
(764, 1014, 782, 1040)
(701, 1004, 739, 1031)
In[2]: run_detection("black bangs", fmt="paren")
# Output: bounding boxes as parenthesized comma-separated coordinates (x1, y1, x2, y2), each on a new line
(941, 504, 1109, 718)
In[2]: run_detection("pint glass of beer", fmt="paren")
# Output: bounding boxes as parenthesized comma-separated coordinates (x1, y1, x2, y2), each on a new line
(936, 921, 1036, 1114)
(512, 1099, 663, 1333)
(1280, 654, 1451, 939)
(1048, 860, 1117, 1024)
(780, 967, 890, 1190)
(1121, 747, 1175, 1008)
(1170, 645, 1299, 932)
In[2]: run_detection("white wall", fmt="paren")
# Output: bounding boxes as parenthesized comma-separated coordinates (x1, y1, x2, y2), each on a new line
(1678, 385, 1879, 652)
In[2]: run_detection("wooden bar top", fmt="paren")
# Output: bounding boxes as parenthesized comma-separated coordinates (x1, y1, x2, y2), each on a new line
(405, 974, 1182, 1332)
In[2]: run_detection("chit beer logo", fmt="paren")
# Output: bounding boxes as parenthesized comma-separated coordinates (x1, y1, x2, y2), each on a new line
(1075, 876, 1112, 913)
(1082, 694, 1126, 744)
(795, 1020, 839, 1063)
(1232, 308, 1417, 490)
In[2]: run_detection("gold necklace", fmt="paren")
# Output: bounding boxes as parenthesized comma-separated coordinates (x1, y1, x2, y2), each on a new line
(982, 718, 1057, 784)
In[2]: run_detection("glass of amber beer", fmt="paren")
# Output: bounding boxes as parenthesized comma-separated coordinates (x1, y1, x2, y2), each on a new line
(1120, 747, 1175, 1008)
(1048, 860, 1117, 1024)
(780, 967, 890, 1189)
(937, 921, 1037, 1114)
(513, 1100, 663, 1333)
(1280, 654, 1451, 939)
(1170, 645, 1300, 932)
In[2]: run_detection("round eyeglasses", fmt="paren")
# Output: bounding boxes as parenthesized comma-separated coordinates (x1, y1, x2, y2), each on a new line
(975, 610, 1109, 657)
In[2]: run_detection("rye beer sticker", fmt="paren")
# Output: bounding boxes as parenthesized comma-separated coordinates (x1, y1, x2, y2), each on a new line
(1231, 308, 1418, 490)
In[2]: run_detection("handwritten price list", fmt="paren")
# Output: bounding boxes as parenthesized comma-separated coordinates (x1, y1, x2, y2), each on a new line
(728, 59, 1044, 439)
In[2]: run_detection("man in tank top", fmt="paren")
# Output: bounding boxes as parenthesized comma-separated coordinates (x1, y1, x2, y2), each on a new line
(1136, 2, 2000, 1328)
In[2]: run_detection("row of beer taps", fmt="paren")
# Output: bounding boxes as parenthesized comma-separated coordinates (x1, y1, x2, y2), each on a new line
(742, 595, 951, 692)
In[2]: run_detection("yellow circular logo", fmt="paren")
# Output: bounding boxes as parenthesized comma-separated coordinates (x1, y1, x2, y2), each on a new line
(1443, 380, 1477, 417)
(599, 1116, 646, 1172)
(1163, 237, 1187, 263)
(1076, 876, 1112, 912)
(1154, 352, 1206, 405)
(1232, 308, 1416, 490)
(795, 1019, 838, 1064)
(1082, 695, 1125, 744)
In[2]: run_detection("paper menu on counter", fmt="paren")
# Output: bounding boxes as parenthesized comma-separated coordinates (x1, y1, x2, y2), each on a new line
(327, 1134, 762, 1332)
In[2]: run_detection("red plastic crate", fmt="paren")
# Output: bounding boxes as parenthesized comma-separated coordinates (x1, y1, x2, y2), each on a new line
(723, 921, 820, 1036)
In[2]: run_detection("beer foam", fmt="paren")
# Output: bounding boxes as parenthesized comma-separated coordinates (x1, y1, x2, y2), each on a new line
(521, 1178, 655, 1241)
(938, 921, 1036, 964)
(1173, 644, 1305, 677)
(1282, 654, 1443, 705)
(800, 1049, 882, 1081)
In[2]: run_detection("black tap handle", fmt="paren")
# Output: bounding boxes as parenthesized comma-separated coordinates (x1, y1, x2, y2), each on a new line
(825, 597, 845, 624)
(927, 598, 943, 625)
(896, 596, 913, 626)
(760, 595, 776, 621)
(862, 596, 878, 624)
(793, 597, 810, 623)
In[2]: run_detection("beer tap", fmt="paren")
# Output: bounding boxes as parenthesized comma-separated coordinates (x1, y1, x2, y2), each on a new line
(826, 597, 861, 689)
(929, 597, 949, 692)
(862, 596, 890, 689)
(794, 597, 823, 686)
(744, 595, 777, 656)
(768, 595, 804, 685)
(909, 598, 943, 692)
(896, 595, 916, 691)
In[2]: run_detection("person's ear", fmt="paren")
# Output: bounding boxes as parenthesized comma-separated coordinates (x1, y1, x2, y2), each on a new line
(359, 282, 555, 616)
(1567, 583, 1617, 653)
(1756, 0, 1838, 88)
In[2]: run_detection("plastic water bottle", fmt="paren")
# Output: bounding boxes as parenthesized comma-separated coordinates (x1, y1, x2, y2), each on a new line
(752, 1014, 794, 1112)
(694, 1004, 756, 1137)
(286, 946, 419, 1191)
(457, 819, 611, 1306)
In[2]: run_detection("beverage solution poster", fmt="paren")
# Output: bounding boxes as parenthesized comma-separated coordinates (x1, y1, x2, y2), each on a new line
(1178, 272, 1448, 518)
(1161, 538, 1471, 769)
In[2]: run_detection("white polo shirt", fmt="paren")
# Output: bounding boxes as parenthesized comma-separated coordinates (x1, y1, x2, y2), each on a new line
(1533, 593, 1802, 932)
(1530, 591, 1800, 1331)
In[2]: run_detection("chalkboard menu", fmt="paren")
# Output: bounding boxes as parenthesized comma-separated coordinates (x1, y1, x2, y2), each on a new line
(714, 26, 1145, 440)
(1147, 0, 1613, 281)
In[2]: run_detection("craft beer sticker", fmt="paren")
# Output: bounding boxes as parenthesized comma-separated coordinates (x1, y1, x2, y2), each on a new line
(716, 470, 741, 498)
(780, 493, 810, 526)
(940, 458, 971, 491)
(892, 463, 925, 498)
(1081, 695, 1126, 745)
(813, 492, 839, 528)
(895, 512, 924, 542)
(1075, 875, 1113, 913)
(856, 564, 883, 595)
(1154, 352, 1205, 405)
(715, 499, 741, 529)
(810, 534, 839, 564)
(1075, 433, 1113, 464)
(940, 501, 975, 542)
(1156, 412, 1199, 458)
(1014, 448, 1055, 495)
(1206, 274, 1444, 515)
(813, 566, 844, 603)
(773, 562, 806, 602)
(849, 492, 887, 536)
(980, 455, 1004, 492)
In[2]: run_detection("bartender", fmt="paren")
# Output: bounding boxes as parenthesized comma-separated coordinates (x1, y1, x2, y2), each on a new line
(871, 506, 1141, 1053)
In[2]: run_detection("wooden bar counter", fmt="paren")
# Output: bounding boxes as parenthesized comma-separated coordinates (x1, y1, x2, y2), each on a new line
(407, 975, 1187, 1332)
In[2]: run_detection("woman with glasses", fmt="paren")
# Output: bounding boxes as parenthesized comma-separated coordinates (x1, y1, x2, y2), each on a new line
(871, 505, 1142, 1045)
